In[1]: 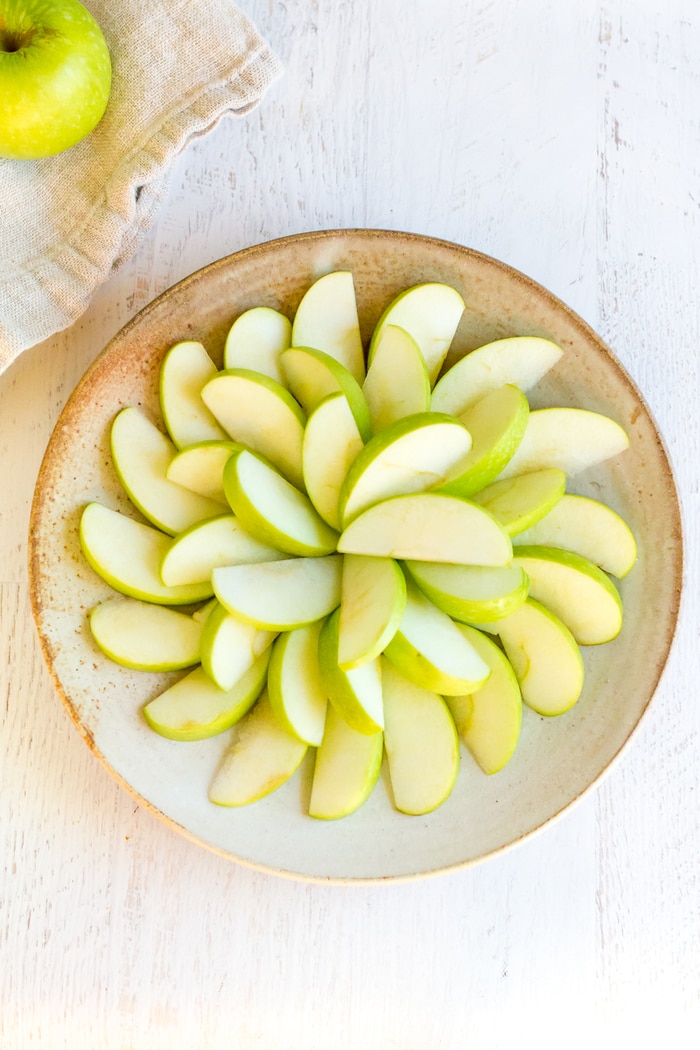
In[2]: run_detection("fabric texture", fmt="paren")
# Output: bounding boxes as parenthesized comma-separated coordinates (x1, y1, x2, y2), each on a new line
(0, 0, 282, 373)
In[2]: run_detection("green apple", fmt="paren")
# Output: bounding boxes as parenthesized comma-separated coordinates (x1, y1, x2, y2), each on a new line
(110, 406, 224, 536)
(223, 306, 291, 385)
(160, 513, 281, 587)
(431, 335, 563, 415)
(280, 346, 371, 438)
(438, 384, 530, 498)
(338, 492, 513, 565)
(512, 544, 623, 644)
(309, 704, 383, 820)
(302, 392, 366, 531)
(291, 271, 365, 383)
(513, 494, 637, 577)
(381, 659, 460, 815)
(159, 341, 228, 449)
(201, 369, 306, 489)
(470, 468, 566, 536)
(267, 621, 328, 746)
(361, 324, 431, 432)
(80, 502, 212, 604)
(446, 625, 522, 775)
(368, 282, 465, 385)
(318, 609, 384, 734)
(143, 653, 269, 742)
(212, 555, 343, 630)
(88, 597, 202, 671)
(339, 412, 473, 526)
(223, 449, 338, 556)
(0, 0, 111, 160)
(209, 690, 308, 807)
(165, 440, 243, 505)
(200, 601, 276, 691)
(337, 554, 406, 670)
(498, 407, 630, 479)
(405, 560, 529, 623)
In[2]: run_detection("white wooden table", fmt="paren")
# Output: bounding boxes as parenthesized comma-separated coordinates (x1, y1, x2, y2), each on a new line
(2, 2, 698, 1045)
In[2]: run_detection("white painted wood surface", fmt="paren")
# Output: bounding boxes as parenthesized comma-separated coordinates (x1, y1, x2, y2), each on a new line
(1, 1, 698, 1045)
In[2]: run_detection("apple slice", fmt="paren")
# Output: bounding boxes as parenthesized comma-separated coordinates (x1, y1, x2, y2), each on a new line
(513, 494, 637, 577)
(498, 407, 630, 479)
(318, 610, 384, 734)
(339, 413, 473, 526)
(223, 306, 291, 384)
(337, 555, 406, 670)
(280, 346, 371, 438)
(143, 653, 270, 742)
(361, 324, 431, 432)
(212, 556, 343, 630)
(267, 621, 328, 746)
(338, 493, 513, 565)
(470, 468, 566, 536)
(200, 601, 277, 691)
(110, 406, 223, 535)
(405, 560, 529, 623)
(201, 369, 306, 488)
(446, 625, 522, 775)
(80, 503, 212, 605)
(302, 392, 365, 531)
(159, 341, 229, 448)
(88, 598, 202, 671)
(369, 283, 465, 385)
(160, 514, 282, 587)
(165, 440, 242, 504)
(209, 691, 308, 807)
(512, 545, 623, 644)
(309, 705, 383, 820)
(381, 660, 460, 815)
(291, 271, 365, 383)
(192, 598, 217, 624)
(431, 335, 563, 415)
(223, 449, 338, 556)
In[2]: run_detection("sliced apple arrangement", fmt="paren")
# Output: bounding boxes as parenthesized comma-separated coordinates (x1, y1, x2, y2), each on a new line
(79, 271, 637, 819)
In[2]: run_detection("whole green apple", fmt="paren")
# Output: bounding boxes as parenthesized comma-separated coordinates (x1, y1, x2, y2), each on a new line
(0, 0, 111, 159)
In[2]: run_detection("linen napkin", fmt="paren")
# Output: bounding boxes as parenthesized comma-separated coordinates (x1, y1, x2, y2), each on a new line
(0, 0, 283, 374)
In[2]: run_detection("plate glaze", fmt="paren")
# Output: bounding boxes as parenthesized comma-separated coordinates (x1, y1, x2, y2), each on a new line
(28, 230, 683, 883)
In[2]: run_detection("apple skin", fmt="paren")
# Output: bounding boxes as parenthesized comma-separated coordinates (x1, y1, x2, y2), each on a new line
(0, 0, 112, 160)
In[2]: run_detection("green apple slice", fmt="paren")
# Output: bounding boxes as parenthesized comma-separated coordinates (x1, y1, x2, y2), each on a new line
(498, 407, 630, 479)
(291, 271, 365, 383)
(381, 659, 460, 816)
(267, 621, 328, 746)
(165, 440, 243, 504)
(513, 494, 637, 577)
(80, 503, 213, 605)
(89, 598, 202, 671)
(405, 560, 529, 623)
(143, 653, 269, 742)
(512, 545, 623, 644)
(280, 346, 371, 438)
(369, 283, 465, 385)
(192, 598, 217, 624)
(209, 690, 308, 807)
(318, 609, 384, 734)
(470, 468, 567, 536)
(337, 555, 406, 670)
(160, 514, 282, 587)
(223, 449, 338, 556)
(159, 340, 229, 449)
(431, 335, 563, 415)
(223, 306, 291, 384)
(446, 625, 522, 775)
(339, 413, 473, 526)
(212, 556, 343, 630)
(361, 324, 431, 432)
(302, 392, 365, 531)
(200, 601, 277, 691)
(383, 580, 491, 695)
(338, 493, 513, 565)
(438, 385, 529, 498)
(309, 704, 383, 820)
(110, 407, 224, 535)
(201, 369, 306, 488)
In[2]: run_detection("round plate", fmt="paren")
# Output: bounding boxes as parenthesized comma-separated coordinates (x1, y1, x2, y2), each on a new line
(28, 230, 682, 883)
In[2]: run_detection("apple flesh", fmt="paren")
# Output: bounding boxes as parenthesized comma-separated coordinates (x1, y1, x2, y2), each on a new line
(199, 601, 276, 691)
(281, 346, 371, 438)
(369, 283, 465, 385)
(470, 468, 566, 536)
(498, 407, 630, 479)
(291, 271, 365, 383)
(89, 597, 202, 672)
(362, 324, 431, 432)
(223, 307, 291, 385)
(159, 514, 281, 588)
(405, 559, 529, 623)
(159, 342, 228, 449)
(309, 704, 383, 820)
(212, 555, 343, 630)
(318, 610, 384, 734)
(267, 622, 328, 746)
(302, 392, 366, 531)
(337, 554, 406, 671)
(165, 440, 242, 504)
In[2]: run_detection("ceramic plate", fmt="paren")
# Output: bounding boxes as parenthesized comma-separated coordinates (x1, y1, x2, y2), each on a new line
(28, 230, 682, 883)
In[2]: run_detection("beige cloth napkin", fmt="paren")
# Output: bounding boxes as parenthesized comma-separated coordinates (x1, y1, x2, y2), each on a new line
(0, 0, 282, 375)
